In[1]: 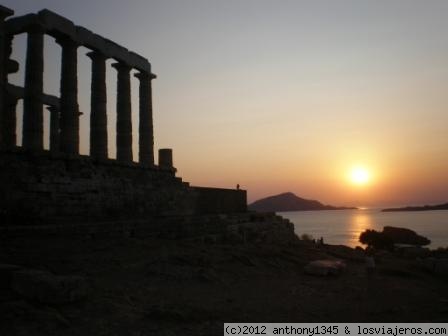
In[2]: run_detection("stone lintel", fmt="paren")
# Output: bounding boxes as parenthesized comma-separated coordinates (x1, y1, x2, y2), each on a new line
(76, 26, 107, 52)
(128, 51, 151, 73)
(5, 14, 39, 35)
(5, 10, 154, 76)
(6, 84, 60, 108)
(0, 5, 14, 19)
(104, 38, 129, 62)
(38, 9, 76, 40)
(55, 34, 78, 49)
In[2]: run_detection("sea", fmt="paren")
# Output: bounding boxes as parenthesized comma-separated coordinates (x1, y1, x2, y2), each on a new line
(279, 209, 448, 249)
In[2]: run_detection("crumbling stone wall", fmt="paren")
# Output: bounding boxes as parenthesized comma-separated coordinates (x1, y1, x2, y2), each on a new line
(0, 150, 194, 224)
(191, 186, 247, 215)
(0, 150, 247, 224)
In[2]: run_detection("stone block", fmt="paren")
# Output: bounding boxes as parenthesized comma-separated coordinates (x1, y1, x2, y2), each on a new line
(103, 38, 129, 62)
(0, 264, 22, 289)
(304, 259, 346, 276)
(5, 14, 38, 34)
(434, 259, 448, 276)
(76, 26, 106, 52)
(38, 9, 76, 39)
(128, 51, 151, 72)
(0, 4, 14, 17)
(12, 269, 89, 304)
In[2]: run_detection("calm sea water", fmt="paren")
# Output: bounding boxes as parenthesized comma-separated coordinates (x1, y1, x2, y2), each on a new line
(279, 209, 448, 249)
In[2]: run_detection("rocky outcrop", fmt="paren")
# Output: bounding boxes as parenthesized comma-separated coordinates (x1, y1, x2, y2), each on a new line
(359, 226, 430, 250)
(0, 264, 89, 304)
(224, 216, 297, 245)
(420, 258, 448, 276)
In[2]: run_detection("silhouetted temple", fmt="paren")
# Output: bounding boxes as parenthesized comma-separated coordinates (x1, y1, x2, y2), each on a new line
(0, 5, 246, 223)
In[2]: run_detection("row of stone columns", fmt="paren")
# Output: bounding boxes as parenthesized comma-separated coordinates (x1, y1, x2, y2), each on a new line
(6, 27, 155, 166)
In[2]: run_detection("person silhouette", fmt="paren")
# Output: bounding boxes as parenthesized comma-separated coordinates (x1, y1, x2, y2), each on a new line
(236, 184, 240, 190)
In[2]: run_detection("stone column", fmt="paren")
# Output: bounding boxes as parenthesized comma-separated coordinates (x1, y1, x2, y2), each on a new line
(1, 93, 18, 148)
(47, 105, 60, 152)
(158, 148, 173, 169)
(0, 5, 14, 149)
(112, 62, 132, 163)
(57, 36, 79, 154)
(134, 71, 155, 166)
(23, 25, 45, 150)
(1, 35, 17, 150)
(87, 51, 108, 160)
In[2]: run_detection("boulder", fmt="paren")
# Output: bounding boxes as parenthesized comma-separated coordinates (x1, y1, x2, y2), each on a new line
(304, 259, 346, 276)
(397, 246, 430, 258)
(0, 264, 22, 289)
(433, 259, 448, 276)
(419, 258, 448, 276)
(11, 270, 88, 304)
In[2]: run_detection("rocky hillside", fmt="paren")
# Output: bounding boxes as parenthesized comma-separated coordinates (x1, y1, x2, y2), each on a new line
(249, 192, 356, 212)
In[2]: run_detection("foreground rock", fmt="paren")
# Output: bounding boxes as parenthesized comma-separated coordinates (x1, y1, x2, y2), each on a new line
(11, 269, 89, 304)
(421, 258, 448, 276)
(304, 259, 346, 276)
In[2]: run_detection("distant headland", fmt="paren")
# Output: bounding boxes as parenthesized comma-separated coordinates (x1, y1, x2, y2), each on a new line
(382, 202, 448, 212)
(248, 192, 357, 212)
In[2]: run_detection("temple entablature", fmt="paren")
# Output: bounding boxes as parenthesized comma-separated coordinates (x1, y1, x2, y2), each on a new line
(1, 7, 159, 168)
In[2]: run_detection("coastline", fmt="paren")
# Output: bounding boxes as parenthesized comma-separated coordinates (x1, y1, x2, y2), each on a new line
(382, 203, 448, 212)
(280, 208, 448, 250)
(1, 217, 447, 335)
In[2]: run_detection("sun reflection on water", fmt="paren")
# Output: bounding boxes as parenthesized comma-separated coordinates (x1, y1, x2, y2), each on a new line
(349, 210, 373, 246)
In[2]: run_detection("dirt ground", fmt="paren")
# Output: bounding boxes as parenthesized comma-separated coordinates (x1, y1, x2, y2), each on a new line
(1, 234, 447, 335)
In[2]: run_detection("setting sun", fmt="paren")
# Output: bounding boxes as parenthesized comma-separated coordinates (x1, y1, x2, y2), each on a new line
(349, 167, 370, 185)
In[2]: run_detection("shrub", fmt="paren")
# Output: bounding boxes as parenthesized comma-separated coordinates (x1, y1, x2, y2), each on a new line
(300, 233, 314, 241)
(359, 229, 394, 250)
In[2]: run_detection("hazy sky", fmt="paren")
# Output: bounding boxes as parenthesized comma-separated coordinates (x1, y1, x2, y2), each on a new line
(4, 0, 448, 206)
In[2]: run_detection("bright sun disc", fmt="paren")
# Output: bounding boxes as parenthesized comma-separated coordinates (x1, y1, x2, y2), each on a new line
(350, 167, 370, 185)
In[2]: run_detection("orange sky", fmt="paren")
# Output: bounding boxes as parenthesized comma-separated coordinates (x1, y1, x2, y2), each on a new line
(6, 0, 448, 206)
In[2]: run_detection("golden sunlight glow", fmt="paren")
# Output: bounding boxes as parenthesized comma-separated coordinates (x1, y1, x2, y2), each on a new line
(349, 166, 370, 185)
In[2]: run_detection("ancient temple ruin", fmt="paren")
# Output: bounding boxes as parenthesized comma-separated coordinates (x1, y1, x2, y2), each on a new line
(0, 5, 246, 223)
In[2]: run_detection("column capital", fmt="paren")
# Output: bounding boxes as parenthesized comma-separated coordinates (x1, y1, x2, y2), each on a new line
(86, 50, 108, 61)
(112, 61, 132, 72)
(134, 70, 157, 80)
(46, 104, 58, 112)
(134, 71, 150, 80)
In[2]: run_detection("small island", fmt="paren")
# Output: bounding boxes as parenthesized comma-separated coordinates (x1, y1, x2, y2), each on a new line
(248, 192, 357, 212)
(382, 202, 448, 212)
